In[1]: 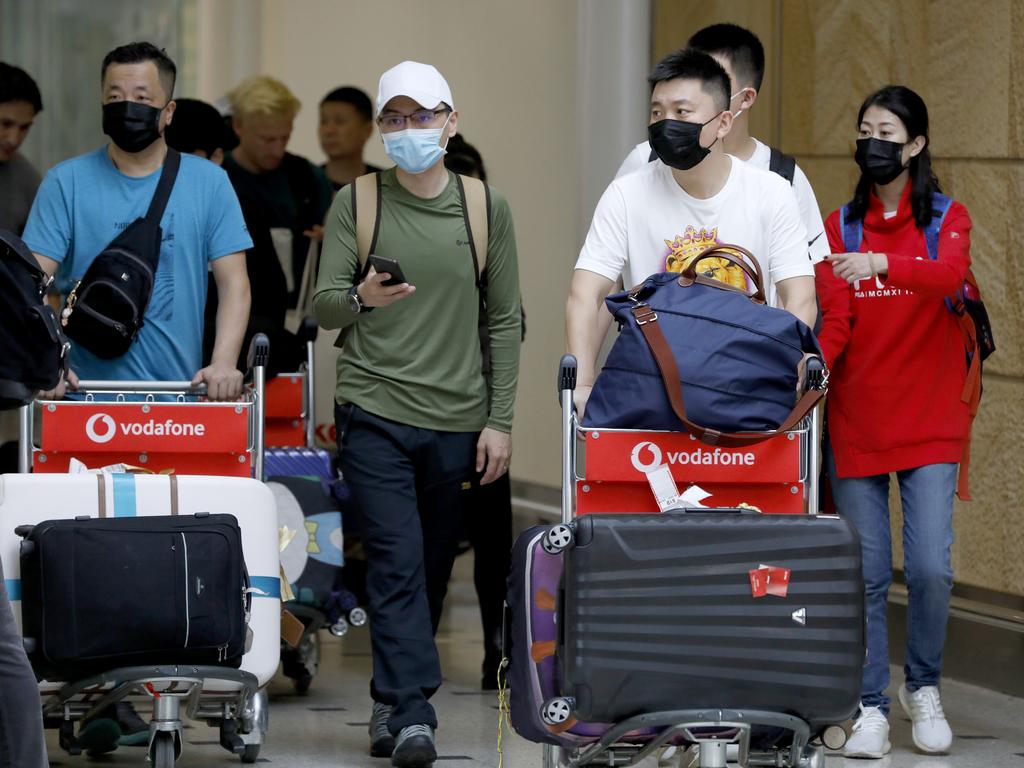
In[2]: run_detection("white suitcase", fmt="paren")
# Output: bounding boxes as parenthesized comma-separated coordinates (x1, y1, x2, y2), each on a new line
(0, 472, 281, 692)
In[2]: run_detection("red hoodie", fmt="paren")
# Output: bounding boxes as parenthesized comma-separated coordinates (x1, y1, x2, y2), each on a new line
(816, 182, 973, 478)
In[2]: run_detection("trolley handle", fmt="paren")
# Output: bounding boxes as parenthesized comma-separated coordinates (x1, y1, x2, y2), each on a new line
(803, 355, 827, 392)
(558, 355, 577, 525)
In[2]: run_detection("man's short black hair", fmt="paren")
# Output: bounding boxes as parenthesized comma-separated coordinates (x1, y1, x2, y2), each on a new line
(164, 98, 237, 156)
(101, 42, 177, 99)
(0, 62, 42, 112)
(687, 23, 766, 92)
(320, 86, 373, 122)
(648, 48, 730, 112)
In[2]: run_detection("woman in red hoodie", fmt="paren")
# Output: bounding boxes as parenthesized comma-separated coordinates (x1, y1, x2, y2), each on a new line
(817, 85, 972, 760)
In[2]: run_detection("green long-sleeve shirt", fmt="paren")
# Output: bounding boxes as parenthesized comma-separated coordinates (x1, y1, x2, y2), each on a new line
(313, 168, 521, 433)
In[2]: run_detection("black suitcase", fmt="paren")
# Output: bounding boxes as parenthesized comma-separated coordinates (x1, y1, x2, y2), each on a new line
(19, 513, 249, 681)
(560, 512, 864, 732)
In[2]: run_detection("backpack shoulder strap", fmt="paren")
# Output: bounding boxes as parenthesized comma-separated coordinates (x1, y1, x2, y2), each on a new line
(351, 172, 381, 277)
(924, 191, 954, 261)
(839, 202, 863, 254)
(454, 174, 490, 286)
(144, 149, 181, 224)
(768, 147, 796, 185)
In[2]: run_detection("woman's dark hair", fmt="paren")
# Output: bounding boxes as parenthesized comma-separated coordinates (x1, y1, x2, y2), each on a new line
(444, 134, 487, 183)
(849, 85, 941, 228)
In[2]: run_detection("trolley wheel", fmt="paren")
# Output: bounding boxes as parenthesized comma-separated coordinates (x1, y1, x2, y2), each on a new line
(542, 524, 573, 555)
(348, 606, 368, 626)
(540, 696, 574, 726)
(240, 744, 261, 764)
(821, 724, 847, 750)
(151, 731, 176, 768)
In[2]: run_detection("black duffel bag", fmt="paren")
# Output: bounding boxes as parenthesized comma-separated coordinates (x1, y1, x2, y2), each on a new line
(584, 245, 823, 445)
(18, 512, 249, 681)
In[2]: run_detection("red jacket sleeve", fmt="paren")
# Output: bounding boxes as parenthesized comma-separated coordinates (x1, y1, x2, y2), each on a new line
(815, 210, 853, 367)
(884, 201, 972, 296)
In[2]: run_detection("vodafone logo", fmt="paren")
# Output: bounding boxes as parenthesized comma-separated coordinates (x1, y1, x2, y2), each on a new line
(630, 441, 663, 472)
(85, 413, 117, 444)
(630, 440, 757, 471)
(83, 413, 207, 443)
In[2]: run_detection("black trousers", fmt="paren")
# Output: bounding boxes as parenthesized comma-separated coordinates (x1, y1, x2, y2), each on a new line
(336, 403, 477, 734)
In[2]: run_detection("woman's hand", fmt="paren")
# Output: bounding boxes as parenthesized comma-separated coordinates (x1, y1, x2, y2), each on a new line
(826, 252, 888, 284)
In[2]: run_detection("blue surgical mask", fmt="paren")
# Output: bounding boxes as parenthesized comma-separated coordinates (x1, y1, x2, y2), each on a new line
(382, 115, 451, 174)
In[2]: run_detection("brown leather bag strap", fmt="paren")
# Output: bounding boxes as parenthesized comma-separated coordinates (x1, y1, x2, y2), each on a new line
(680, 244, 767, 304)
(632, 304, 822, 447)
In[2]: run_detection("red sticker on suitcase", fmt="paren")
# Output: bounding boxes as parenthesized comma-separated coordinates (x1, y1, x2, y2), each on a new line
(749, 565, 791, 598)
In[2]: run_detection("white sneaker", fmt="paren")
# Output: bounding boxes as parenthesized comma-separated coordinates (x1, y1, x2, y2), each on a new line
(843, 705, 891, 758)
(899, 684, 953, 754)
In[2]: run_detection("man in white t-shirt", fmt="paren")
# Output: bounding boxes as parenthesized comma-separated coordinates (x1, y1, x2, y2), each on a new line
(615, 23, 828, 264)
(567, 48, 816, 417)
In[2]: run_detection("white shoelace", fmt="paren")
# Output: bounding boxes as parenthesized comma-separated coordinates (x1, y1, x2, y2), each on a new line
(906, 687, 946, 723)
(852, 705, 888, 735)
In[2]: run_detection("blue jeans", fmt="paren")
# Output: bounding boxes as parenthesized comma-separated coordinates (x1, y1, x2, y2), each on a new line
(826, 448, 956, 715)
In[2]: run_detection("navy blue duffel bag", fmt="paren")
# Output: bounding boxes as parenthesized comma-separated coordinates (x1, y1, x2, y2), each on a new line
(583, 245, 823, 445)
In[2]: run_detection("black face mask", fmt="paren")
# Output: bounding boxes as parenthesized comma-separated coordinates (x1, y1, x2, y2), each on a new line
(648, 113, 721, 171)
(102, 100, 165, 153)
(855, 137, 907, 185)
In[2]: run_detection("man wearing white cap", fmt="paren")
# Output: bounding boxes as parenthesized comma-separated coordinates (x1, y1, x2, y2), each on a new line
(314, 61, 521, 767)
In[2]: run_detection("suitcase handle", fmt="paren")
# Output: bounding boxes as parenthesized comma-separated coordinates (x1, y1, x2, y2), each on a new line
(662, 506, 759, 515)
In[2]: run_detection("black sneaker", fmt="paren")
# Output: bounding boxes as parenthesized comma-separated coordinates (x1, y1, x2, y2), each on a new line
(391, 724, 436, 768)
(78, 716, 122, 757)
(369, 702, 396, 757)
(116, 701, 150, 746)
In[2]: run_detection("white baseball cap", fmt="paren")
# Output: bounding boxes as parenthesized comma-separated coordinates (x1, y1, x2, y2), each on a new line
(376, 61, 454, 118)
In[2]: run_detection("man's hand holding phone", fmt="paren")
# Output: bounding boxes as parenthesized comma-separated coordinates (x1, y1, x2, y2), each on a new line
(358, 257, 416, 308)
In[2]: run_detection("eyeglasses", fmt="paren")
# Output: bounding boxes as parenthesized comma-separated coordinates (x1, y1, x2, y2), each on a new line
(377, 108, 450, 132)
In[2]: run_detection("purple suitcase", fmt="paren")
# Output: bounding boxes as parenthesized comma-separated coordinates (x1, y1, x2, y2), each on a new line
(505, 525, 658, 747)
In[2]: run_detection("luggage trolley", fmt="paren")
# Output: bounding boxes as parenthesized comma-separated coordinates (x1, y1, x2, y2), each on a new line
(11, 336, 276, 767)
(536, 354, 841, 768)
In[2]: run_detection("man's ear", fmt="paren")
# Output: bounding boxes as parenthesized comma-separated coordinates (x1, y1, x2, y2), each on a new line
(716, 109, 734, 140)
(741, 86, 758, 112)
(446, 110, 458, 140)
(162, 99, 176, 127)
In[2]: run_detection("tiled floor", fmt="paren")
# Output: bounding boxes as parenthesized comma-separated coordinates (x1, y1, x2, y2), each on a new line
(44, 555, 1024, 767)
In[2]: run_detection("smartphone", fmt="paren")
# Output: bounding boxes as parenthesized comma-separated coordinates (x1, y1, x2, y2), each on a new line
(369, 255, 409, 287)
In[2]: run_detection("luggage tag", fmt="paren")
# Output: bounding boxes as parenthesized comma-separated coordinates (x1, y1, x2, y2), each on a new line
(640, 463, 686, 513)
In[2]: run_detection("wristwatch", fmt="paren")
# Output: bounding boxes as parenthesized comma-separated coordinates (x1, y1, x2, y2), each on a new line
(346, 284, 371, 314)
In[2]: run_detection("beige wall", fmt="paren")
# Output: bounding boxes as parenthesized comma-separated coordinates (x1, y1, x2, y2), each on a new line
(202, 0, 583, 488)
(655, 0, 1024, 595)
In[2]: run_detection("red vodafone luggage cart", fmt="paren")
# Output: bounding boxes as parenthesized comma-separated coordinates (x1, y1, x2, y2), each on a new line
(512, 355, 859, 768)
(9, 337, 276, 767)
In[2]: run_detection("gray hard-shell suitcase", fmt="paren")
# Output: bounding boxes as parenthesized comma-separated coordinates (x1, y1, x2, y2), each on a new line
(559, 512, 864, 731)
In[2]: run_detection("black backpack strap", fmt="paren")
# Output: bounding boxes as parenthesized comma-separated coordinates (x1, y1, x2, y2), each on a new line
(144, 149, 182, 223)
(768, 147, 796, 185)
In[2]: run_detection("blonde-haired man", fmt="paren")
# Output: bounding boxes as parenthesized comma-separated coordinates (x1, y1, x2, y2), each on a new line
(223, 75, 332, 311)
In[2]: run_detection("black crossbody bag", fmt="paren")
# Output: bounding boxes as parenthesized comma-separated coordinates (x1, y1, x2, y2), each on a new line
(61, 149, 181, 359)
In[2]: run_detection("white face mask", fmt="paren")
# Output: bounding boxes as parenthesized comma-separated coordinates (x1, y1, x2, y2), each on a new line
(382, 114, 451, 174)
(730, 87, 751, 119)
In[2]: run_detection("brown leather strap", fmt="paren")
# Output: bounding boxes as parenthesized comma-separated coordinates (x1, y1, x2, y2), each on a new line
(632, 305, 823, 447)
(169, 474, 179, 516)
(97, 475, 107, 518)
(679, 244, 767, 304)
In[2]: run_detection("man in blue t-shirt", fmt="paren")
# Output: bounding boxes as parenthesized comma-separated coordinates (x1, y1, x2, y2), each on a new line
(23, 42, 252, 402)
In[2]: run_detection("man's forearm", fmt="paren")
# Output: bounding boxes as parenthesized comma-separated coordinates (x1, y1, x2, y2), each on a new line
(778, 276, 817, 329)
(566, 293, 606, 387)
